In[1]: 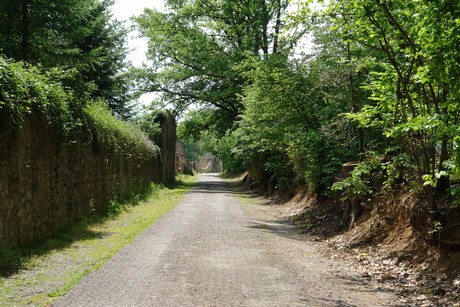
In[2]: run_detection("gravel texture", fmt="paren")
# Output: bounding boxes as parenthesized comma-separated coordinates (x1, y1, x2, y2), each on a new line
(54, 174, 398, 306)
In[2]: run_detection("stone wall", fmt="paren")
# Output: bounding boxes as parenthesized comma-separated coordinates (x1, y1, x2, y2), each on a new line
(175, 140, 193, 175)
(155, 111, 176, 182)
(0, 112, 176, 246)
(198, 153, 223, 173)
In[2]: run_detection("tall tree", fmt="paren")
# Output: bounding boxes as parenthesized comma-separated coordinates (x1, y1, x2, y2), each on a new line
(76, 0, 133, 118)
(329, 0, 460, 219)
(134, 0, 290, 123)
(0, 0, 132, 117)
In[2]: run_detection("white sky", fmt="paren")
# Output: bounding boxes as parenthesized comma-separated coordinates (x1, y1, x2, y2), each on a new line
(111, 0, 164, 67)
(111, 0, 165, 107)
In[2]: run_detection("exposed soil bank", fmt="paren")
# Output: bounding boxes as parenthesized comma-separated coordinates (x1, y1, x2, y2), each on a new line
(254, 185, 460, 306)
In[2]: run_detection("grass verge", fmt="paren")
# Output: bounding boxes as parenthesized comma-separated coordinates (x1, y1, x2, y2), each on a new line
(225, 177, 264, 217)
(0, 174, 195, 306)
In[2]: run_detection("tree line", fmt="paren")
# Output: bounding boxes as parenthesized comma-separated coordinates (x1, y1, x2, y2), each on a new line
(0, 0, 133, 118)
(134, 0, 460, 236)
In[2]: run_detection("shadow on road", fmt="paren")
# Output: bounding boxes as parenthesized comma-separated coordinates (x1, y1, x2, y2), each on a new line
(187, 174, 238, 195)
(192, 174, 302, 241)
(246, 221, 295, 238)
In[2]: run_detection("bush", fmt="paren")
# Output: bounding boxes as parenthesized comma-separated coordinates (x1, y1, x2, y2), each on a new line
(0, 56, 75, 134)
(84, 102, 159, 160)
(288, 130, 346, 195)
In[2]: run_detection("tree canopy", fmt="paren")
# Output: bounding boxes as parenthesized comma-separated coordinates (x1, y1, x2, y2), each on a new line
(1, 0, 460, 239)
(0, 0, 133, 117)
(133, 0, 460, 235)
(134, 0, 291, 122)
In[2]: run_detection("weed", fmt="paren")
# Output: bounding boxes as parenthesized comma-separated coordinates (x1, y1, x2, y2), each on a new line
(0, 247, 24, 276)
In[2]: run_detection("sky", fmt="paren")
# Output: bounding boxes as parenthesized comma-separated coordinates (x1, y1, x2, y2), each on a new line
(111, 0, 164, 67)
(111, 0, 165, 107)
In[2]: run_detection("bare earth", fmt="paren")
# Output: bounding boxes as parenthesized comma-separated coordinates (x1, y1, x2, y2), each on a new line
(54, 174, 398, 306)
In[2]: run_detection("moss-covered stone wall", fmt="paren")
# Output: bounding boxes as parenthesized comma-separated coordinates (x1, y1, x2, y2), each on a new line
(0, 111, 176, 246)
(0, 56, 177, 246)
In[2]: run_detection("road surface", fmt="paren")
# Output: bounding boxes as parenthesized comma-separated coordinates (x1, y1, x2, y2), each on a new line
(55, 173, 396, 306)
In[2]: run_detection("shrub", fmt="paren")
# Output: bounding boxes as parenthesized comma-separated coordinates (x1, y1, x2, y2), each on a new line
(84, 102, 159, 160)
(0, 56, 75, 135)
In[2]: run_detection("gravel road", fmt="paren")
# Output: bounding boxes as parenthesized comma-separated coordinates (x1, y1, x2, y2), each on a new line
(54, 173, 397, 306)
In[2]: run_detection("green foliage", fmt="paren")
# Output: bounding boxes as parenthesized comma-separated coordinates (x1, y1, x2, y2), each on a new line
(177, 108, 235, 141)
(236, 53, 355, 193)
(287, 130, 344, 193)
(329, 0, 460, 200)
(182, 139, 201, 162)
(131, 0, 460, 208)
(84, 101, 159, 159)
(381, 152, 413, 189)
(0, 0, 132, 117)
(176, 108, 240, 169)
(0, 55, 157, 160)
(0, 56, 75, 133)
(332, 158, 381, 199)
(132, 103, 162, 141)
(76, 0, 134, 118)
(134, 0, 294, 124)
(208, 129, 245, 174)
(134, 6, 242, 120)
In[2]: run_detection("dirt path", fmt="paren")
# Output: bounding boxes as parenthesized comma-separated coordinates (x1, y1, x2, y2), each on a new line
(54, 174, 398, 306)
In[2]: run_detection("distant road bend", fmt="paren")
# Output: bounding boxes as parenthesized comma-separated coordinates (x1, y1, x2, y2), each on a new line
(55, 173, 397, 306)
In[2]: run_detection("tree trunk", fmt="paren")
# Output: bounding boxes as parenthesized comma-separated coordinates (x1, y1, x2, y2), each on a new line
(272, 0, 281, 54)
(20, 0, 30, 60)
(340, 162, 363, 229)
(436, 133, 450, 193)
(261, 0, 269, 55)
(347, 42, 364, 155)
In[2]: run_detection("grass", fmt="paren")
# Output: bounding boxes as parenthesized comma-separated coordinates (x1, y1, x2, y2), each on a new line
(0, 174, 196, 306)
(227, 177, 266, 219)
